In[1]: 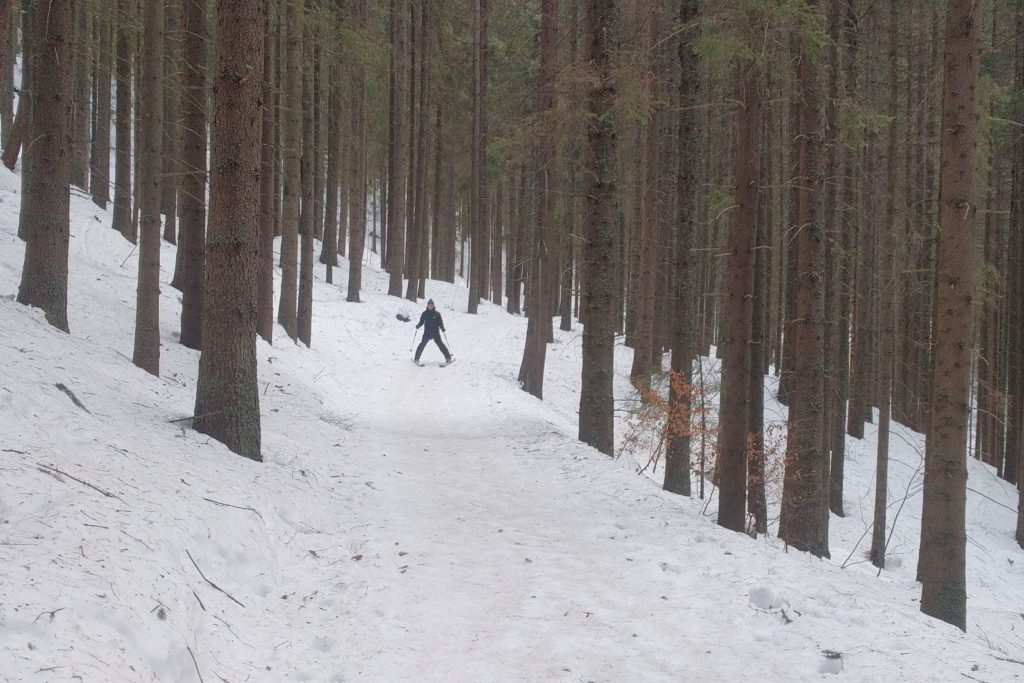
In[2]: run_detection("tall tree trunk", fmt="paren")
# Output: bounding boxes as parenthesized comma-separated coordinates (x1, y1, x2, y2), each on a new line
(1009, 3, 1024, 547)
(664, 0, 699, 496)
(277, 0, 301, 340)
(257, 0, 276, 343)
(628, 18, 658, 386)
(194, 0, 265, 462)
(917, 0, 980, 632)
(493, 180, 504, 306)
(132, 0, 164, 376)
(161, 0, 180, 245)
(111, 0, 133, 241)
(405, 0, 430, 302)
(519, 0, 555, 398)
(386, 0, 408, 297)
(578, 0, 617, 454)
(1, 0, 26, 173)
(178, 0, 207, 350)
(347, 0, 368, 302)
(830, 0, 859, 517)
(297, 13, 315, 347)
(871, 0, 901, 570)
(320, 46, 340, 270)
(90, 12, 112, 208)
(718, 54, 760, 533)
(467, 0, 487, 313)
(0, 3, 13, 143)
(779, 4, 829, 558)
(16, 0, 72, 332)
(69, 2, 90, 192)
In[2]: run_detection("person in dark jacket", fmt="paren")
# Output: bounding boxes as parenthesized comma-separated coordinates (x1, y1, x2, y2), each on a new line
(414, 299, 452, 365)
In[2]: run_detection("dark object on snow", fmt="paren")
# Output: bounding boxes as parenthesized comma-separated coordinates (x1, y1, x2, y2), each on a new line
(414, 300, 451, 362)
(396, 313, 411, 322)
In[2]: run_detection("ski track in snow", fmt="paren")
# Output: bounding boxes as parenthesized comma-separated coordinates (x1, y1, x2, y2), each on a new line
(0, 170, 1022, 682)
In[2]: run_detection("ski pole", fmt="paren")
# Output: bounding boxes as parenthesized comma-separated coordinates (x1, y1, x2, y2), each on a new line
(442, 330, 453, 354)
(409, 328, 419, 352)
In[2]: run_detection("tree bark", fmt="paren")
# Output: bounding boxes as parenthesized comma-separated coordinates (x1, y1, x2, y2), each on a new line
(16, 0, 72, 332)
(111, 0, 133, 241)
(779, 4, 830, 558)
(257, 0, 276, 343)
(664, 0, 699, 496)
(917, 0, 980, 632)
(718, 54, 760, 533)
(277, 0, 301, 340)
(132, 0, 164, 377)
(194, 0, 266, 462)
(347, 0, 368, 302)
(90, 12, 112, 208)
(297, 11, 315, 347)
(386, 0, 408, 298)
(177, 0, 207, 349)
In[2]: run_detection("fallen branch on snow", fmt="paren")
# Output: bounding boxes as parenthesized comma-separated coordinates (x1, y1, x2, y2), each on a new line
(202, 497, 263, 521)
(36, 463, 123, 501)
(54, 383, 91, 414)
(187, 644, 204, 683)
(186, 549, 245, 608)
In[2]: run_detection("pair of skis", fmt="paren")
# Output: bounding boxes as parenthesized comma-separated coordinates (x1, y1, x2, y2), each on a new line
(414, 357, 455, 367)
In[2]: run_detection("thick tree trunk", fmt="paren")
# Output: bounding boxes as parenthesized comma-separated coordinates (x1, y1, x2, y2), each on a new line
(132, 0, 164, 376)
(779, 5, 830, 558)
(193, 0, 265, 462)
(577, 0, 616, 455)
(917, 0, 980, 632)
(664, 0, 699, 496)
(16, 0, 72, 332)
(178, 0, 207, 349)
(718, 57, 760, 533)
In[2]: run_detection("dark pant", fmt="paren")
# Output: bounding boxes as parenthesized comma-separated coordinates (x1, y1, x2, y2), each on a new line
(415, 331, 450, 361)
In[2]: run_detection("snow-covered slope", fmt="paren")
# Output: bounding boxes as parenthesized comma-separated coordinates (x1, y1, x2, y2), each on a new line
(1, 169, 1022, 682)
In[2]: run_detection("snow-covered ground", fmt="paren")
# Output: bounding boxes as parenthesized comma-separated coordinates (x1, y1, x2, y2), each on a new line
(1, 168, 1022, 682)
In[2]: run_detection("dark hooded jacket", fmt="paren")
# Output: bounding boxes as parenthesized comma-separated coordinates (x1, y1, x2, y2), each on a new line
(416, 308, 445, 337)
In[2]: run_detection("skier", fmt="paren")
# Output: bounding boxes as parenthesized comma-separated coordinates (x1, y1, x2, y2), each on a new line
(414, 299, 454, 366)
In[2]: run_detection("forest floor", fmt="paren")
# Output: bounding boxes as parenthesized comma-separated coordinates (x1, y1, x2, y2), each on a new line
(1, 170, 1023, 682)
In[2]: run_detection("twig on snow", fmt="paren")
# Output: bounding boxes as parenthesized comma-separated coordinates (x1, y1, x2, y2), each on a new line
(36, 463, 123, 501)
(186, 549, 245, 608)
(191, 589, 206, 612)
(994, 655, 1024, 667)
(54, 383, 91, 414)
(187, 645, 204, 683)
(33, 607, 65, 623)
(202, 497, 263, 521)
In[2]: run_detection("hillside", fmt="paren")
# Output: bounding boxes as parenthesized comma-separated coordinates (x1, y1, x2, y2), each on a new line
(1, 170, 1022, 682)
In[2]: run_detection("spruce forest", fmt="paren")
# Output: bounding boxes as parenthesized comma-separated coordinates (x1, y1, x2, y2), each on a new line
(3, 0, 1024, 679)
